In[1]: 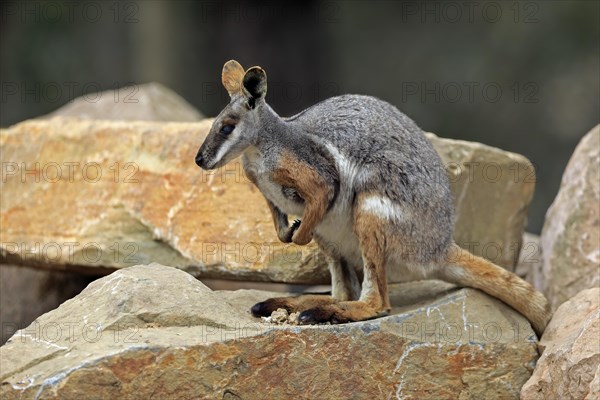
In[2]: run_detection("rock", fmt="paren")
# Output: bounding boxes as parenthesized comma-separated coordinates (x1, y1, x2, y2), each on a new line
(43, 82, 203, 122)
(531, 125, 600, 310)
(1, 118, 535, 283)
(0, 117, 327, 283)
(587, 371, 600, 400)
(521, 288, 600, 400)
(517, 233, 541, 279)
(263, 308, 299, 325)
(1, 263, 539, 399)
(0, 264, 92, 345)
(427, 133, 535, 271)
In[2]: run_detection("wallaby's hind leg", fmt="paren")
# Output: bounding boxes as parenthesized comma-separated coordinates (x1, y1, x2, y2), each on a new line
(329, 257, 361, 301)
(250, 294, 335, 318)
(298, 210, 391, 324)
(315, 233, 362, 302)
(250, 255, 360, 318)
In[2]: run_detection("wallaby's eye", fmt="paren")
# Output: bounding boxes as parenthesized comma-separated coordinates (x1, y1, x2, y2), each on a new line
(220, 125, 235, 135)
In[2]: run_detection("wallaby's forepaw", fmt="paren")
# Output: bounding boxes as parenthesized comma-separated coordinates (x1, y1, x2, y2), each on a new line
(278, 219, 301, 243)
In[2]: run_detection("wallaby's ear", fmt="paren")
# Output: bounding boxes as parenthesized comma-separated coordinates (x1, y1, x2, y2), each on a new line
(222, 60, 245, 96)
(242, 67, 267, 104)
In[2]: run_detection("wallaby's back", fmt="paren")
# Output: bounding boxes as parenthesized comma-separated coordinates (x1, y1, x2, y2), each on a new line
(287, 94, 455, 264)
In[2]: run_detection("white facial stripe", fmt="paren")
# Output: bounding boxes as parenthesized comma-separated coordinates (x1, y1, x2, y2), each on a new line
(212, 138, 234, 166)
(211, 128, 243, 167)
(361, 195, 405, 221)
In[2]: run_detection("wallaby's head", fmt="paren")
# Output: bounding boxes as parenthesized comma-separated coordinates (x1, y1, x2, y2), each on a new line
(195, 60, 268, 170)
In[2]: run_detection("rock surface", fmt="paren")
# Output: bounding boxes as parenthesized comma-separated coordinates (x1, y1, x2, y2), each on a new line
(1, 263, 539, 399)
(1, 118, 534, 282)
(530, 125, 600, 310)
(0, 265, 92, 345)
(43, 82, 203, 122)
(521, 288, 600, 400)
(427, 133, 535, 271)
(517, 232, 541, 279)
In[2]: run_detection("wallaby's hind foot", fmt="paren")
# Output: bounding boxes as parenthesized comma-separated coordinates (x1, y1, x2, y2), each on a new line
(298, 300, 389, 325)
(250, 294, 335, 318)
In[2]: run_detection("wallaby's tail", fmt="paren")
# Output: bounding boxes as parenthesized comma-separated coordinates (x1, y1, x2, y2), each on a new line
(438, 243, 552, 337)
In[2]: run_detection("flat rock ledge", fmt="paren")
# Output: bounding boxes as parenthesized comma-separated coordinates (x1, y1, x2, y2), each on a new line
(1, 264, 539, 399)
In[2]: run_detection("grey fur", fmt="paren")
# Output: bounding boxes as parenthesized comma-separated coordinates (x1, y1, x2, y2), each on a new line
(197, 93, 454, 266)
(195, 63, 552, 335)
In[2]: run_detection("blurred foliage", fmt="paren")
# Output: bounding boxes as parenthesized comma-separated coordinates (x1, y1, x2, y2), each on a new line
(1, 0, 598, 232)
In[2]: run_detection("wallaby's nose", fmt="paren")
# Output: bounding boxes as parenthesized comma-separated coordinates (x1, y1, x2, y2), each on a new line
(195, 151, 204, 168)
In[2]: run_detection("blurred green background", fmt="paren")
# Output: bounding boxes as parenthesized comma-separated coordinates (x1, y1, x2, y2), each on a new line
(1, 0, 598, 232)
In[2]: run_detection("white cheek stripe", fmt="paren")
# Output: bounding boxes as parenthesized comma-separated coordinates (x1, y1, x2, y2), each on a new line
(361, 195, 405, 221)
(212, 134, 236, 166)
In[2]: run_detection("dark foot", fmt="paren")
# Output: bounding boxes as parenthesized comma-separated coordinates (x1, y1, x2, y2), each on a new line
(251, 294, 336, 318)
(298, 305, 351, 325)
(298, 301, 387, 325)
(250, 297, 292, 317)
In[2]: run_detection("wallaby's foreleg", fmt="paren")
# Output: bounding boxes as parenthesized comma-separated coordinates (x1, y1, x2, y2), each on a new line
(298, 210, 391, 324)
(266, 199, 301, 243)
(251, 151, 336, 317)
(271, 150, 333, 246)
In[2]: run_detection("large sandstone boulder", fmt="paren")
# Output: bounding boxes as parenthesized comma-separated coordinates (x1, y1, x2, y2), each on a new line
(1, 264, 539, 399)
(43, 82, 203, 122)
(530, 125, 600, 310)
(0, 118, 534, 283)
(427, 133, 535, 270)
(1, 86, 204, 343)
(516, 233, 541, 279)
(0, 265, 92, 345)
(521, 288, 599, 400)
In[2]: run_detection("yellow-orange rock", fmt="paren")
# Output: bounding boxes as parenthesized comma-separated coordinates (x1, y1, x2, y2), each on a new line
(1, 118, 534, 282)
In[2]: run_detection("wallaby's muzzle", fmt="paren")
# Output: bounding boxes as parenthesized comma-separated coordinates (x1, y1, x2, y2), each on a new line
(194, 149, 204, 169)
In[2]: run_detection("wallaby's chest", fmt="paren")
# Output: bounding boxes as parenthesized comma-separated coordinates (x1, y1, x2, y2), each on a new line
(243, 151, 306, 216)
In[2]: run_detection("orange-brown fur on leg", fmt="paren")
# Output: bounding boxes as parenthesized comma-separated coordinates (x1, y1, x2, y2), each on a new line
(298, 201, 391, 324)
(251, 150, 338, 318)
(271, 150, 333, 245)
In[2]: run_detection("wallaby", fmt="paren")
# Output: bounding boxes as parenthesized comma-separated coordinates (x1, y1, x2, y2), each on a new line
(195, 60, 552, 336)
